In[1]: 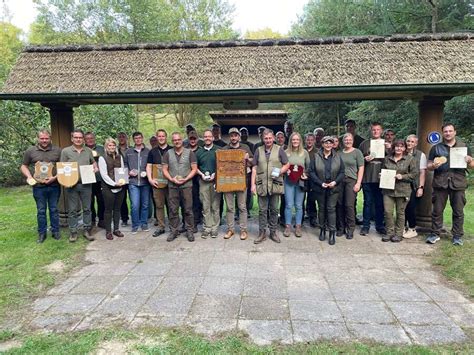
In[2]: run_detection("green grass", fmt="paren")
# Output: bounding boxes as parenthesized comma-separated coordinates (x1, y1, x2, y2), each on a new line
(0, 186, 87, 321)
(1, 328, 473, 354)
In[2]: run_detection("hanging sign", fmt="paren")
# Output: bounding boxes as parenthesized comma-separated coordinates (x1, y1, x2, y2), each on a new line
(427, 131, 441, 145)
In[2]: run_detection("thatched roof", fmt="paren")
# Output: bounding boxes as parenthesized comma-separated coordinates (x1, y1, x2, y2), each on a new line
(1, 33, 473, 104)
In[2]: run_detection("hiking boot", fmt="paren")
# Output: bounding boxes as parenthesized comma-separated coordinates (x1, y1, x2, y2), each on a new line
(283, 225, 291, 237)
(224, 230, 235, 239)
(359, 227, 369, 236)
(452, 236, 463, 246)
(403, 228, 418, 239)
(113, 230, 124, 238)
(106, 232, 113, 240)
(178, 226, 186, 234)
(328, 231, 336, 245)
(381, 234, 391, 242)
(295, 225, 303, 238)
(269, 231, 281, 243)
(152, 229, 165, 237)
(211, 230, 218, 238)
(83, 228, 95, 241)
(240, 230, 248, 240)
(426, 234, 440, 244)
(52, 232, 61, 240)
(37, 233, 47, 244)
(167, 232, 178, 242)
(254, 230, 266, 244)
(201, 231, 210, 239)
(346, 231, 354, 240)
(186, 231, 195, 242)
(69, 232, 78, 243)
(319, 228, 326, 241)
(391, 235, 402, 243)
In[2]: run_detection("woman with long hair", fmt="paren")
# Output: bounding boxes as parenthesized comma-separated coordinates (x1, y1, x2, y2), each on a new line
(283, 132, 310, 237)
(381, 139, 417, 242)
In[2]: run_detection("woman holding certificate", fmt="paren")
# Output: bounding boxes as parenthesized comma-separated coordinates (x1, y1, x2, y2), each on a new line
(283, 133, 310, 238)
(309, 136, 345, 245)
(98, 138, 127, 240)
(380, 139, 416, 243)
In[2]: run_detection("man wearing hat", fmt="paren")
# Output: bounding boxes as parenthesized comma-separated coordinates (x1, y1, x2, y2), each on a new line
(212, 123, 227, 147)
(183, 124, 204, 147)
(240, 127, 254, 153)
(222, 128, 253, 240)
(253, 126, 266, 152)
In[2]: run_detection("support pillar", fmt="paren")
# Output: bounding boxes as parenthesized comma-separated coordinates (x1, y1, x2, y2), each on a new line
(416, 97, 445, 230)
(43, 103, 75, 227)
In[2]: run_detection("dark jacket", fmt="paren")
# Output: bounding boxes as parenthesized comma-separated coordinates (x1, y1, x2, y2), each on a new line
(309, 149, 345, 194)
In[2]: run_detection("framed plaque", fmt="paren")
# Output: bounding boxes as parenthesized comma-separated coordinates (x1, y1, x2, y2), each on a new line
(216, 150, 246, 193)
(152, 164, 168, 188)
(57, 162, 79, 187)
(33, 161, 53, 183)
(114, 167, 129, 185)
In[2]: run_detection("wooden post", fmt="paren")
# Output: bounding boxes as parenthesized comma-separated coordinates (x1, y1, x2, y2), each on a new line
(416, 97, 445, 230)
(43, 103, 75, 227)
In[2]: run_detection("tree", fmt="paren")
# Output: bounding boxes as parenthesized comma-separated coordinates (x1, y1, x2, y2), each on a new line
(244, 28, 284, 39)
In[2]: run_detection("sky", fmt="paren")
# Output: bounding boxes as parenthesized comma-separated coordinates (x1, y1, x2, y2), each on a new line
(3, 0, 308, 37)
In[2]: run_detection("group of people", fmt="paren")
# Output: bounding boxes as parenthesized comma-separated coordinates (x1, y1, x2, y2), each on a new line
(21, 119, 473, 247)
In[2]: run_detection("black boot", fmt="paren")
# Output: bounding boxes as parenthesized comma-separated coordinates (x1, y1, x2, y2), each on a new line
(329, 231, 336, 245)
(319, 228, 326, 241)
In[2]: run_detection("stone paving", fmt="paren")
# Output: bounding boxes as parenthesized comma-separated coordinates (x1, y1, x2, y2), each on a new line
(29, 221, 473, 345)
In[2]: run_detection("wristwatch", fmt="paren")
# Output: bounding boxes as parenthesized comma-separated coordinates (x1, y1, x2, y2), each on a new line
(418, 186, 424, 189)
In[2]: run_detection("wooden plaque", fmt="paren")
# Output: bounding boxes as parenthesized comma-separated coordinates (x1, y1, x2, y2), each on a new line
(56, 162, 79, 188)
(216, 150, 246, 192)
(152, 164, 168, 188)
(33, 161, 53, 183)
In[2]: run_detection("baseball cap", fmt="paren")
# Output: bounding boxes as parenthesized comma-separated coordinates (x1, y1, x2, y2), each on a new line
(321, 136, 334, 143)
(188, 130, 198, 139)
(228, 127, 240, 136)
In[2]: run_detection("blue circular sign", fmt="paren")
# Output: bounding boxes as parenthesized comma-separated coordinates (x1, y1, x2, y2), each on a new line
(427, 131, 441, 145)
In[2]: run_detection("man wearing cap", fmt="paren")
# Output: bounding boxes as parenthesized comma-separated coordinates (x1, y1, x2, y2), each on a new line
(21, 129, 62, 243)
(222, 127, 253, 240)
(341, 120, 364, 149)
(251, 129, 290, 244)
(240, 127, 254, 153)
(212, 123, 227, 147)
(275, 131, 287, 149)
(253, 126, 266, 151)
(183, 124, 204, 147)
(186, 130, 203, 231)
(196, 129, 221, 238)
(85, 131, 105, 229)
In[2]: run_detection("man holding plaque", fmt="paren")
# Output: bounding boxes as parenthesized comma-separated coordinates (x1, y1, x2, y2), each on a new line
(196, 129, 221, 238)
(358, 122, 387, 236)
(60, 129, 98, 242)
(21, 129, 62, 243)
(251, 129, 289, 244)
(221, 127, 253, 240)
(162, 132, 198, 242)
(426, 123, 474, 246)
(147, 129, 172, 237)
(85, 132, 105, 229)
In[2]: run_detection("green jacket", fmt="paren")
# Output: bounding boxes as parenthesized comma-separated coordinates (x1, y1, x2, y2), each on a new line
(382, 155, 416, 197)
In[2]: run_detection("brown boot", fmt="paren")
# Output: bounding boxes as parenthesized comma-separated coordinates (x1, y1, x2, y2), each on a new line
(283, 225, 291, 237)
(254, 230, 266, 244)
(224, 230, 234, 239)
(295, 225, 302, 238)
(83, 228, 95, 241)
(240, 230, 248, 240)
(269, 231, 281, 243)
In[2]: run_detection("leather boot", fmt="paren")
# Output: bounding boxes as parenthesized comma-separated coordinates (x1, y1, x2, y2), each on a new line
(254, 230, 266, 244)
(283, 225, 291, 237)
(329, 231, 336, 245)
(295, 225, 302, 238)
(319, 228, 326, 241)
(269, 231, 281, 243)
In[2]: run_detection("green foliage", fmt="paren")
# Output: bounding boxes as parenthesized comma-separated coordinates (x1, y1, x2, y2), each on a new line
(244, 27, 284, 39)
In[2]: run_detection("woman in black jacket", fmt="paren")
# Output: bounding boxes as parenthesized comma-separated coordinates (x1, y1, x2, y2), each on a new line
(309, 136, 345, 245)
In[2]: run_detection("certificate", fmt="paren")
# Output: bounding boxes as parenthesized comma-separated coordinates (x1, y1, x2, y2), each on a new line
(450, 147, 467, 169)
(379, 169, 396, 190)
(79, 164, 97, 184)
(370, 139, 385, 159)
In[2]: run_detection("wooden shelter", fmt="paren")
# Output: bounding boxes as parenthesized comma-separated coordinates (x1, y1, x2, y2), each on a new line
(1, 33, 474, 227)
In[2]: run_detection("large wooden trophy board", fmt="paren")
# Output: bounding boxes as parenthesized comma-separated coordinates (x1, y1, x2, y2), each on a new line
(216, 150, 246, 193)
(152, 164, 168, 188)
(56, 162, 79, 187)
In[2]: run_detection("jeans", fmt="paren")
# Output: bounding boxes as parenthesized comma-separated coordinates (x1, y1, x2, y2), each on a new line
(32, 185, 60, 235)
(284, 180, 305, 225)
(362, 182, 384, 230)
(128, 184, 150, 229)
(65, 183, 92, 233)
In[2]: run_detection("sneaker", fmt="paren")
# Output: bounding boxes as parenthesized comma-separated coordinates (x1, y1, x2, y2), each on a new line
(83, 228, 95, 241)
(201, 231, 210, 239)
(167, 232, 178, 242)
(141, 225, 150, 232)
(452, 236, 463, 246)
(360, 227, 369, 236)
(152, 229, 165, 237)
(131, 228, 138, 235)
(211, 231, 218, 238)
(69, 233, 78, 243)
(403, 228, 418, 239)
(426, 234, 440, 244)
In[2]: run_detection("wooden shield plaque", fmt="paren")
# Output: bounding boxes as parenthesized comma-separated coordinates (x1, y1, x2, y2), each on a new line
(33, 161, 53, 183)
(56, 162, 79, 187)
(152, 164, 168, 188)
(216, 150, 246, 193)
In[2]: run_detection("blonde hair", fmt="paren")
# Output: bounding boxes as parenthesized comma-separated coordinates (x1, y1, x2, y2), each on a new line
(104, 137, 118, 154)
(286, 132, 304, 157)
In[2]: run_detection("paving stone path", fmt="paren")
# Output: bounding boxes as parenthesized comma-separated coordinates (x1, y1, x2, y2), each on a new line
(29, 221, 473, 345)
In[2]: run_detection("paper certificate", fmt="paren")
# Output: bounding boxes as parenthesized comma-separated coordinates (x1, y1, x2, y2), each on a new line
(370, 139, 385, 159)
(79, 164, 97, 184)
(379, 169, 396, 190)
(450, 147, 468, 169)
